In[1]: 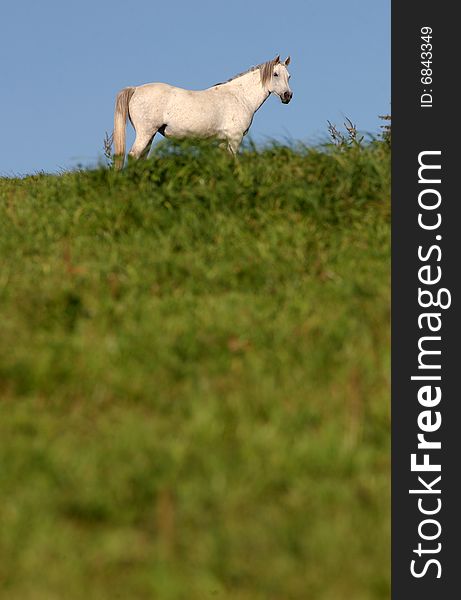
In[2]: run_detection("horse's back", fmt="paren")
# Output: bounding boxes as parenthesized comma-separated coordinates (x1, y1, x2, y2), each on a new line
(131, 82, 177, 104)
(133, 82, 202, 100)
(131, 82, 211, 114)
(129, 83, 224, 135)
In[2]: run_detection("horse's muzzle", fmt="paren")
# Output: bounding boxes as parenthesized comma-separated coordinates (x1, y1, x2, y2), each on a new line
(281, 91, 293, 104)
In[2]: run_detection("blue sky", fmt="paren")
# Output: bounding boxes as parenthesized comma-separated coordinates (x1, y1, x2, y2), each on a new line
(1, 0, 389, 175)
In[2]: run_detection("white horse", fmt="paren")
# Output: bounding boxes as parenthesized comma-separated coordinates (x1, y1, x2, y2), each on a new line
(113, 55, 292, 169)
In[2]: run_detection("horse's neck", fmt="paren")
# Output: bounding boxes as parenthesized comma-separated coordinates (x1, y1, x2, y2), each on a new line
(224, 71, 270, 113)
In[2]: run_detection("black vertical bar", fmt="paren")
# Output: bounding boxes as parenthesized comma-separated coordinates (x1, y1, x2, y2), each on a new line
(392, 2, 460, 598)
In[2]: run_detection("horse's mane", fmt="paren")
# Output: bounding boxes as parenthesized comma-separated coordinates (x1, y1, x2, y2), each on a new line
(214, 58, 278, 88)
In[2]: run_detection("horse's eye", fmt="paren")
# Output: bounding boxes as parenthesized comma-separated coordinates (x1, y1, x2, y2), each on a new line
(274, 72, 279, 77)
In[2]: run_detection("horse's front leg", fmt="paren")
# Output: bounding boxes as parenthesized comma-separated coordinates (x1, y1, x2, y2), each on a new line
(226, 135, 243, 156)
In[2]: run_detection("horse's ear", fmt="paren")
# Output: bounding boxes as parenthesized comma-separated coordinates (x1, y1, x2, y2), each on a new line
(284, 56, 291, 66)
(274, 54, 280, 64)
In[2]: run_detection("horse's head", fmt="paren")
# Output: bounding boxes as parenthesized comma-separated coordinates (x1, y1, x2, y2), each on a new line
(267, 55, 292, 104)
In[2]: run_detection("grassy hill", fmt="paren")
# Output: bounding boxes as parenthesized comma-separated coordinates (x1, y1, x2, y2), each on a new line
(0, 138, 390, 599)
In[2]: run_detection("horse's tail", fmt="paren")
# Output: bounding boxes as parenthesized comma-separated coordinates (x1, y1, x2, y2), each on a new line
(113, 86, 135, 170)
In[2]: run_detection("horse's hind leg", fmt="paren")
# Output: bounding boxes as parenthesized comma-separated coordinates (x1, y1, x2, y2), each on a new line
(128, 130, 156, 161)
(139, 134, 156, 160)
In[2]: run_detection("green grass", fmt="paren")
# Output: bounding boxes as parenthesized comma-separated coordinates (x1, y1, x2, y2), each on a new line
(0, 139, 390, 599)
